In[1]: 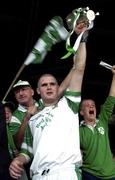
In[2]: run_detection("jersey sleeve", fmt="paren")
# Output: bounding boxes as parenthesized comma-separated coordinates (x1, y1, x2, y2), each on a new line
(20, 125, 33, 160)
(64, 90, 81, 113)
(99, 96, 115, 125)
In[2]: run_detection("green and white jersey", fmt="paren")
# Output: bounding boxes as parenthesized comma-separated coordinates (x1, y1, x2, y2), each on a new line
(9, 101, 39, 136)
(21, 91, 82, 175)
(80, 96, 115, 179)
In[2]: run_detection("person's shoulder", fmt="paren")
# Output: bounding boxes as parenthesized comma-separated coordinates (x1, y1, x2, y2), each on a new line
(64, 89, 81, 97)
(13, 105, 27, 117)
(10, 115, 21, 124)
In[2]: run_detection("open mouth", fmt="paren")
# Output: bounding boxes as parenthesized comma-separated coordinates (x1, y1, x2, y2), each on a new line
(47, 92, 52, 95)
(89, 110, 94, 115)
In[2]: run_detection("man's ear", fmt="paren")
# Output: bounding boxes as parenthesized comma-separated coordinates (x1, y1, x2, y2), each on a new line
(31, 89, 34, 96)
(80, 110, 84, 116)
(36, 88, 40, 95)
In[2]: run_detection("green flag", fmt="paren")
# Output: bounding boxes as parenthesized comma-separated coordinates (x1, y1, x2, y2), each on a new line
(24, 16, 68, 65)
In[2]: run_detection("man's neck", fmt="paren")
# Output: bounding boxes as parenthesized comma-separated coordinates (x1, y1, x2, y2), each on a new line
(85, 118, 96, 126)
(21, 99, 35, 108)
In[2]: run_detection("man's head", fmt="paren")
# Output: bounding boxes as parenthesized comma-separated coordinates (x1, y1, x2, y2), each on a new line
(3, 101, 15, 123)
(36, 74, 59, 106)
(13, 80, 34, 106)
(79, 99, 97, 123)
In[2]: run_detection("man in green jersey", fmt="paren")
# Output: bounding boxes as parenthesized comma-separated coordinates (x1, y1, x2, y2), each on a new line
(79, 65, 115, 179)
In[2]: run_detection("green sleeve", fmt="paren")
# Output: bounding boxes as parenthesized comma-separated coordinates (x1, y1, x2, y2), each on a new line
(64, 90, 81, 114)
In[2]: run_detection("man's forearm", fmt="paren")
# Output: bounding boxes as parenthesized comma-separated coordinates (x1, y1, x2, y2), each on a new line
(73, 42, 86, 70)
(109, 72, 115, 97)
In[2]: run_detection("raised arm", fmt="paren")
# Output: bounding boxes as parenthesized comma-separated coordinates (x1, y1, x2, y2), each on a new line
(109, 65, 115, 97)
(58, 19, 88, 96)
(68, 41, 86, 92)
(58, 41, 86, 95)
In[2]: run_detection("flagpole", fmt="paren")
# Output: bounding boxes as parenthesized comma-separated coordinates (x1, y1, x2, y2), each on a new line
(2, 63, 26, 102)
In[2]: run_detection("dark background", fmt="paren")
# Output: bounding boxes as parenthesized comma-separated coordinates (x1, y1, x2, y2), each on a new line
(0, 0, 115, 113)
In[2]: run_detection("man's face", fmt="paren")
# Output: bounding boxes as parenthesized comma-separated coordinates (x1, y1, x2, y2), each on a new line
(37, 75, 59, 104)
(14, 86, 34, 105)
(4, 106, 12, 123)
(80, 99, 96, 122)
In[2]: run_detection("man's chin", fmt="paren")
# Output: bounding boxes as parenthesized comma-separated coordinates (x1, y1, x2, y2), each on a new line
(89, 116, 96, 121)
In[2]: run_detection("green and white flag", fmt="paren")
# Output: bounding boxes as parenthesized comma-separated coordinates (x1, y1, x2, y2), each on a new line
(24, 16, 69, 65)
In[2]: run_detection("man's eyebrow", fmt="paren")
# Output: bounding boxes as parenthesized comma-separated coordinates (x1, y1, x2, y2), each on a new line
(41, 83, 47, 86)
(41, 82, 56, 86)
